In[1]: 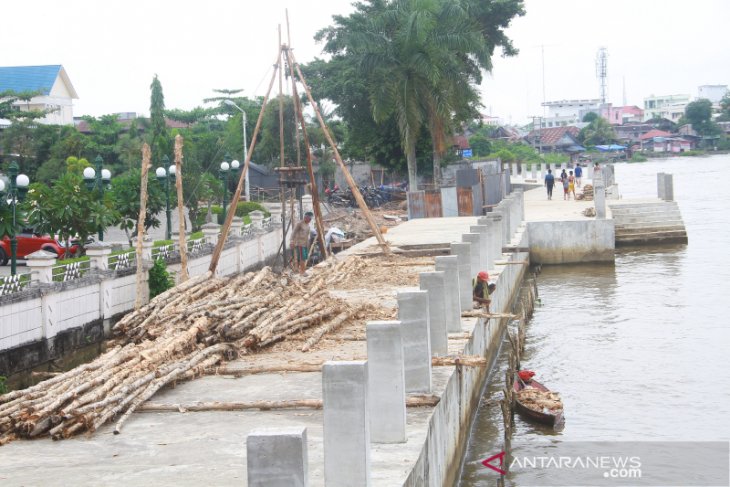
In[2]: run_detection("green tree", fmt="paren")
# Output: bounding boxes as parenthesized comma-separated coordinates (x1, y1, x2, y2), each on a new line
(680, 98, 720, 135)
(718, 93, 730, 122)
(468, 133, 492, 156)
(579, 117, 617, 145)
(582, 112, 599, 123)
(110, 169, 166, 246)
(149, 75, 171, 167)
(24, 173, 119, 255)
(494, 148, 515, 163)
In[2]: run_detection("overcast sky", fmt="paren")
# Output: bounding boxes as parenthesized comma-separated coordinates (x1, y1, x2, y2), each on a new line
(3, 0, 729, 125)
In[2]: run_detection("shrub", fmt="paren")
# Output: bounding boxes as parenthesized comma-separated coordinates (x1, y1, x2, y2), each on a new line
(148, 259, 174, 298)
(630, 153, 648, 162)
(213, 201, 270, 224)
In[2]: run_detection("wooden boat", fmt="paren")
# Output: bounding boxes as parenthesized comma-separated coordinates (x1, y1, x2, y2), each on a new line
(513, 378, 564, 427)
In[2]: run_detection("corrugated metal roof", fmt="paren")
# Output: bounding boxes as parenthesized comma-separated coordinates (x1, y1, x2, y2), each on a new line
(0, 65, 62, 95)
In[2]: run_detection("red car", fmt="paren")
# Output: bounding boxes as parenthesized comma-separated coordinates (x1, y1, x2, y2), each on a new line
(0, 232, 80, 265)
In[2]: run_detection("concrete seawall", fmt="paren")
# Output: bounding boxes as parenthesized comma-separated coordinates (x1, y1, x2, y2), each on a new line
(527, 220, 615, 264)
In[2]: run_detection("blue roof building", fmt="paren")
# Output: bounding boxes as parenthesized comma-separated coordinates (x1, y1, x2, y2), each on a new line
(0, 65, 78, 125)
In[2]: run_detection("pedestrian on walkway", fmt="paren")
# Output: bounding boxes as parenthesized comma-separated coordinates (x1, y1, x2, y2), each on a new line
(568, 170, 576, 200)
(544, 169, 555, 200)
(291, 211, 313, 275)
(574, 163, 583, 188)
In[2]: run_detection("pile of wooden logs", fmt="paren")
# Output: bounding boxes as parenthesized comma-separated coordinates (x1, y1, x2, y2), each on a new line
(577, 184, 594, 201)
(0, 260, 370, 445)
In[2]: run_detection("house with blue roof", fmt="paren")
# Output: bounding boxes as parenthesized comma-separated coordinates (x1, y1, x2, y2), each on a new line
(0, 65, 78, 126)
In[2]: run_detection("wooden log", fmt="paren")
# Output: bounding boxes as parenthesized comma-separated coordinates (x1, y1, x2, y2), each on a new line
(137, 394, 440, 413)
(135, 143, 151, 310)
(461, 311, 517, 319)
(174, 134, 189, 282)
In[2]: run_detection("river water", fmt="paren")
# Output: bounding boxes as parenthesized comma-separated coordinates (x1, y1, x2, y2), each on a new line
(459, 155, 730, 486)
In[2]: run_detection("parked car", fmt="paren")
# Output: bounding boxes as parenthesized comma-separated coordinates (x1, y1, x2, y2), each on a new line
(0, 232, 80, 265)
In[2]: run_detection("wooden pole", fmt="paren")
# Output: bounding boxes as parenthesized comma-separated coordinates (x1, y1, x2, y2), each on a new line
(284, 46, 327, 260)
(174, 134, 189, 282)
(290, 52, 390, 253)
(134, 144, 152, 310)
(209, 47, 282, 274)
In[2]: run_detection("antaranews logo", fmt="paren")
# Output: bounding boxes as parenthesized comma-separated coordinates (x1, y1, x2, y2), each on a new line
(479, 441, 729, 487)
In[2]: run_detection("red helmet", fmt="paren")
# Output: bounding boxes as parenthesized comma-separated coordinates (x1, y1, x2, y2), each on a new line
(477, 271, 489, 281)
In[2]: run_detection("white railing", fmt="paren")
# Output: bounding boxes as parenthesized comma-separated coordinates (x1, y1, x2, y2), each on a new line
(108, 250, 137, 271)
(151, 243, 176, 261)
(0, 272, 32, 297)
(52, 260, 91, 282)
(186, 237, 207, 254)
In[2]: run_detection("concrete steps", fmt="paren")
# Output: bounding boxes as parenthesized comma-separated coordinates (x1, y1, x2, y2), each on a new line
(609, 200, 687, 246)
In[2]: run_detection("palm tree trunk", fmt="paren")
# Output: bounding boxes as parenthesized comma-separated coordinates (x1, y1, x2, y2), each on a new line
(407, 143, 418, 191)
(432, 149, 442, 189)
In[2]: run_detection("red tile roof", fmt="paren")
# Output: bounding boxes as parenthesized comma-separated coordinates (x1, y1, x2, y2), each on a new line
(526, 126, 580, 146)
(452, 134, 470, 150)
(640, 129, 673, 140)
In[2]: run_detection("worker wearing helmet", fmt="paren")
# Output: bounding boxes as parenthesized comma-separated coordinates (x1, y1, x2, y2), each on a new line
(472, 271, 496, 309)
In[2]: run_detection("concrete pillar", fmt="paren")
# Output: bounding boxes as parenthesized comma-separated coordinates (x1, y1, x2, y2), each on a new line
(397, 291, 431, 393)
(434, 256, 462, 333)
(322, 361, 370, 486)
(469, 225, 489, 272)
(250, 210, 264, 229)
(301, 194, 313, 214)
(587, 164, 594, 180)
(202, 222, 220, 246)
(515, 188, 525, 222)
(25, 250, 56, 284)
(511, 162, 518, 179)
(594, 177, 606, 219)
(540, 162, 547, 180)
(247, 427, 308, 487)
(267, 203, 283, 224)
(461, 233, 482, 280)
(419, 272, 448, 356)
(450, 242, 473, 312)
(85, 242, 112, 271)
(657, 172, 666, 200)
(494, 206, 509, 245)
(141, 236, 155, 262)
(231, 216, 244, 237)
(366, 321, 406, 443)
(531, 164, 537, 180)
(484, 213, 503, 264)
(478, 217, 497, 270)
(663, 173, 674, 201)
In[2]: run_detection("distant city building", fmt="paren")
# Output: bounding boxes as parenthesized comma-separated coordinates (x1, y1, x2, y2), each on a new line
(479, 114, 503, 126)
(697, 85, 728, 105)
(540, 99, 601, 127)
(0, 65, 78, 125)
(643, 94, 690, 122)
(600, 104, 644, 125)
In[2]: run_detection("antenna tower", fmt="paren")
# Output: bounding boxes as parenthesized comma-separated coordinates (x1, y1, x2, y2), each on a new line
(596, 47, 608, 104)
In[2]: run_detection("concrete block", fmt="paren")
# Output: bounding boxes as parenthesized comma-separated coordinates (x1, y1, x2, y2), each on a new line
(434, 256, 462, 333)
(322, 361, 370, 486)
(450, 242, 473, 312)
(594, 177, 606, 219)
(247, 427, 308, 487)
(418, 272, 448, 356)
(469, 225, 489, 272)
(397, 291, 432, 393)
(461, 233, 481, 280)
(366, 321, 406, 443)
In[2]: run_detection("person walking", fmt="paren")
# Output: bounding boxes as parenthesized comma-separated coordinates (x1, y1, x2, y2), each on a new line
(291, 211, 313, 275)
(568, 170, 576, 200)
(574, 163, 583, 188)
(562, 172, 570, 200)
(544, 169, 555, 200)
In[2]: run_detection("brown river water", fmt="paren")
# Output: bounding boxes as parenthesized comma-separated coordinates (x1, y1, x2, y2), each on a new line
(458, 155, 730, 486)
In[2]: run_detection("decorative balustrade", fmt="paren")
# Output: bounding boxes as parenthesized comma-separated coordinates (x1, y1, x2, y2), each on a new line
(108, 250, 137, 271)
(52, 259, 91, 282)
(0, 272, 32, 297)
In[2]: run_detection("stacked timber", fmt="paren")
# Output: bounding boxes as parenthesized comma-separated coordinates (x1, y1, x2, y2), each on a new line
(577, 184, 594, 201)
(0, 259, 376, 445)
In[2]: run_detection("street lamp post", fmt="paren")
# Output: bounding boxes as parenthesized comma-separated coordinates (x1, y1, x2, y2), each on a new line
(223, 100, 249, 201)
(218, 155, 243, 224)
(83, 155, 112, 241)
(155, 155, 176, 240)
(0, 161, 30, 275)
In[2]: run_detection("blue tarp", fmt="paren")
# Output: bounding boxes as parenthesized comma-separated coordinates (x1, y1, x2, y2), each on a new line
(595, 144, 626, 151)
